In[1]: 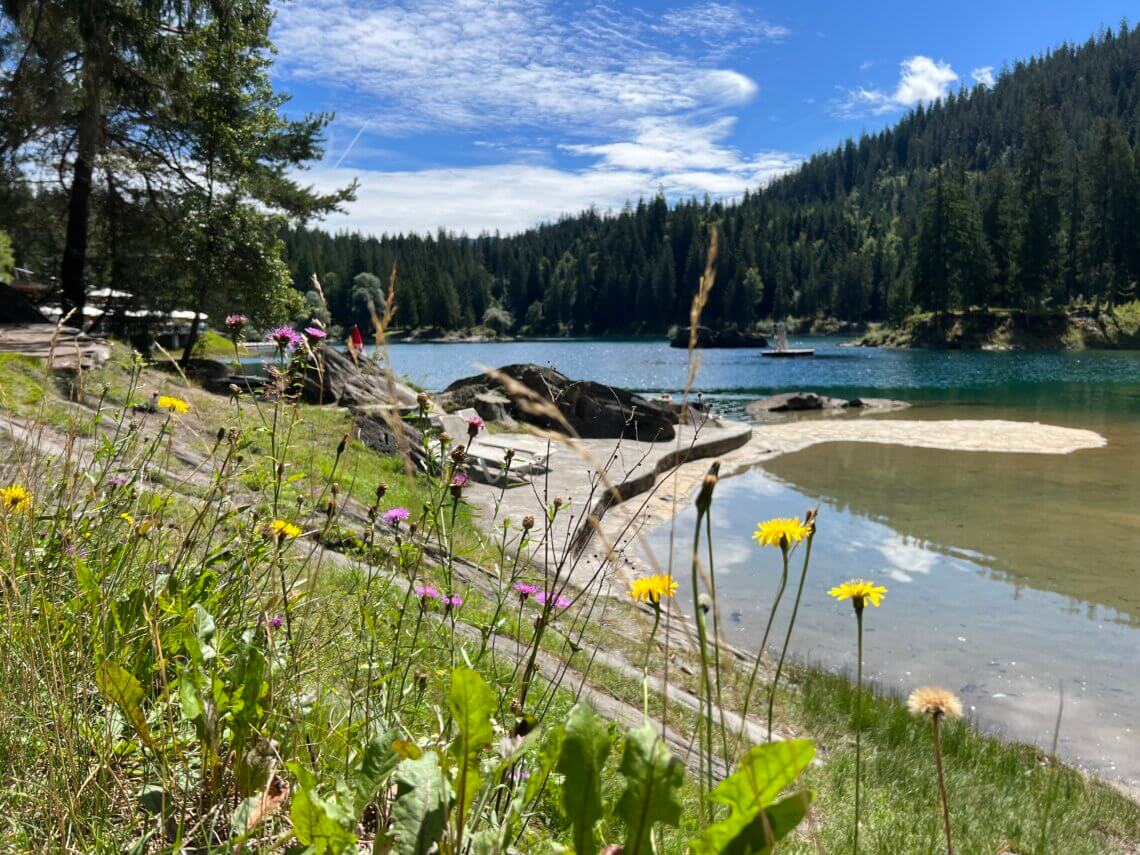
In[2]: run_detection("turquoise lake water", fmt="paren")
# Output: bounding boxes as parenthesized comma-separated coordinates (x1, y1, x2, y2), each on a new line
(382, 337, 1140, 785)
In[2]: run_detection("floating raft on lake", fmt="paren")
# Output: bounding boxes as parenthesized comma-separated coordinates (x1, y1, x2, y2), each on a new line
(761, 348, 815, 358)
(762, 323, 814, 357)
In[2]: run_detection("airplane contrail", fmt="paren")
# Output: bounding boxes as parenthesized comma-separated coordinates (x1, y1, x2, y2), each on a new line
(333, 120, 371, 168)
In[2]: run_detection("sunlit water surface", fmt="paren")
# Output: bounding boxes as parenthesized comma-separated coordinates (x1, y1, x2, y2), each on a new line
(380, 337, 1140, 784)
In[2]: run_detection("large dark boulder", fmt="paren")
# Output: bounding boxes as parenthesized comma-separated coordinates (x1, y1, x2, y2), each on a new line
(298, 345, 420, 408)
(669, 326, 768, 349)
(441, 363, 678, 441)
(749, 391, 849, 413)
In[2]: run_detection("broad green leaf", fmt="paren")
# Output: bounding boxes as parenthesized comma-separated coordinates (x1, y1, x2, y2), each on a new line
(95, 660, 154, 747)
(556, 702, 612, 855)
(176, 666, 203, 721)
(391, 752, 453, 855)
(708, 739, 815, 813)
(691, 790, 815, 855)
(615, 721, 685, 855)
(449, 668, 496, 751)
(690, 739, 816, 855)
(288, 763, 357, 855)
(449, 668, 496, 812)
(350, 731, 404, 808)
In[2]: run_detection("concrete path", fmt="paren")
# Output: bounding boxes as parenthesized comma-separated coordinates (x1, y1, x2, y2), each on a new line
(0, 323, 111, 370)
(461, 414, 752, 584)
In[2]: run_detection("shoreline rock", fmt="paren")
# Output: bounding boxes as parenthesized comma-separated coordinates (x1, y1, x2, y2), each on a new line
(746, 391, 910, 416)
(440, 363, 680, 441)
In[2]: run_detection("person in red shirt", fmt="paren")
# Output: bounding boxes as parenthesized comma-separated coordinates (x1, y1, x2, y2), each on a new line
(350, 323, 365, 352)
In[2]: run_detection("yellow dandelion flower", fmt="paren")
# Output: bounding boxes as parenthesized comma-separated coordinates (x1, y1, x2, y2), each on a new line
(0, 484, 32, 513)
(120, 512, 136, 526)
(907, 686, 963, 720)
(157, 395, 190, 414)
(753, 516, 811, 549)
(628, 573, 679, 604)
(828, 579, 887, 608)
(268, 519, 302, 539)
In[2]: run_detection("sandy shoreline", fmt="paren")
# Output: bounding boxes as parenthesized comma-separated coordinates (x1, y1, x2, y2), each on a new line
(607, 416, 1106, 534)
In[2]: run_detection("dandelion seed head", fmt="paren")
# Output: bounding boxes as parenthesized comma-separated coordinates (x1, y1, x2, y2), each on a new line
(907, 686, 963, 719)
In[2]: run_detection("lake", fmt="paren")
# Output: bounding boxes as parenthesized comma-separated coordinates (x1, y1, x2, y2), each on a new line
(380, 337, 1140, 786)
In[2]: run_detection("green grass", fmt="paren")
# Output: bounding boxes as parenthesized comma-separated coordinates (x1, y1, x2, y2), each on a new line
(194, 328, 240, 358)
(2, 336, 1137, 853)
(781, 667, 1140, 853)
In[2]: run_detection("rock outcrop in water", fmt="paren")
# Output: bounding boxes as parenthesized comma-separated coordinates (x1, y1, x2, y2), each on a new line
(747, 391, 909, 416)
(669, 326, 768, 349)
(440, 363, 680, 441)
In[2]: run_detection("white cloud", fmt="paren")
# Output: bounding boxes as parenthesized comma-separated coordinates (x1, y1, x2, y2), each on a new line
(299, 163, 648, 235)
(274, 0, 767, 135)
(877, 533, 938, 577)
(658, 1, 789, 53)
(835, 55, 959, 118)
(301, 139, 799, 236)
(274, 0, 800, 236)
(971, 65, 996, 87)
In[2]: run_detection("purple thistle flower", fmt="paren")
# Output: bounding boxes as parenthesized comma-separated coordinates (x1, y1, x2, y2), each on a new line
(451, 472, 469, 487)
(514, 582, 539, 601)
(382, 507, 410, 526)
(225, 314, 247, 333)
(269, 614, 284, 629)
(268, 327, 304, 350)
(106, 474, 127, 487)
(303, 326, 327, 340)
(466, 414, 484, 438)
(446, 594, 463, 609)
(535, 591, 571, 609)
(415, 585, 439, 601)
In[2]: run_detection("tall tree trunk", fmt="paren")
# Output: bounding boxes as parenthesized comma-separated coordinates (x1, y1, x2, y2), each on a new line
(60, 61, 100, 322)
(180, 298, 206, 365)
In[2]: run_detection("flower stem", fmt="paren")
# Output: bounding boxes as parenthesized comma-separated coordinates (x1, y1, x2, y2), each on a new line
(642, 608, 661, 719)
(739, 547, 788, 746)
(933, 714, 954, 854)
(854, 604, 864, 855)
(768, 531, 814, 741)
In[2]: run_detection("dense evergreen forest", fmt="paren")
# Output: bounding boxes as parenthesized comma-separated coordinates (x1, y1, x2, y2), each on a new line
(4, 20, 1140, 341)
(281, 23, 1140, 336)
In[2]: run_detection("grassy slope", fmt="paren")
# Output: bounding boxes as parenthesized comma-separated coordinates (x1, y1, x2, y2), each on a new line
(0, 347, 1137, 852)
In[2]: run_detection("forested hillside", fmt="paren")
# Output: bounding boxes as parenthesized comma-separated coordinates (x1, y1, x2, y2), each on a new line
(282, 23, 1140, 336)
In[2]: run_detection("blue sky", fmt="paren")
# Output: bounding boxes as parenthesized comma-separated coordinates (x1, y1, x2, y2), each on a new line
(271, 0, 1135, 235)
